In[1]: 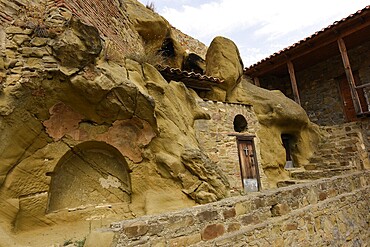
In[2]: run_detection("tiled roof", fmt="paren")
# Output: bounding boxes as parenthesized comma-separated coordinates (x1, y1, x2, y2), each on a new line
(156, 65, 224, 84)
(245, 5, 370, 71)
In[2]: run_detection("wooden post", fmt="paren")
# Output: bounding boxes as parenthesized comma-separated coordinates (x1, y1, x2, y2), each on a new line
(287, 60, 301, 105)
(337, 37, 362, 114)
(253, 77, 260, 87)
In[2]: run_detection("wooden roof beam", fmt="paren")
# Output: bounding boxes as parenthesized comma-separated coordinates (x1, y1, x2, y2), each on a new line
(287, 61, 301, 105)
(337, 37, 363, 113)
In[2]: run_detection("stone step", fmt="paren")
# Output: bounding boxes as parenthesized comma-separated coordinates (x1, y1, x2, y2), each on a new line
(310, 154, 358, 162)
(315, 144, 359, 152)
(304, 161, 350, 171)
(309, 156, 335, 163)
(290, 167, 352, 180)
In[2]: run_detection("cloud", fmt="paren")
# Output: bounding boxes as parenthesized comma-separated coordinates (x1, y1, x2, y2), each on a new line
(161, 0, 259, 43)
(239, 47, 271, 67)
(145, 0, 369, 65)
(161, 0, 368, 43)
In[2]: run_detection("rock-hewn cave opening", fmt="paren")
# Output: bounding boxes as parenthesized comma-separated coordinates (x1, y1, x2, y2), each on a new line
(47, 141, 131, 212)
(233, 114, 248, 132)
(182, 53, 205, 74)
(281, 134, 296, 168)
(160, 37, 175, 58)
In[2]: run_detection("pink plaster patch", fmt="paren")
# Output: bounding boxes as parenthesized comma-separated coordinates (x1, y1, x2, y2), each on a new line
(98, 117, 156, 163)
(43, 102, 84, 141)
(43, 102, 155, 162)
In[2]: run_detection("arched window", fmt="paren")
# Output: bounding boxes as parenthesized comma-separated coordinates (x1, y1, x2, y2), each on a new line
(47, 141, 131, 212)
(233, 114, 248, 132)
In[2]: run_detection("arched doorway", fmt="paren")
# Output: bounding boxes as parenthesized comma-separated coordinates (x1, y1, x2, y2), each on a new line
(47, 141, 131, 212)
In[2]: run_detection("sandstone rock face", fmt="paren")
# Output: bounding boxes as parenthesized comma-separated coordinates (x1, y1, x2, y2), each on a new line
(0, 3, 229, 243)
(205, 36, 244, 96)
(125, 0, 186, 68)
(50, 18, 102, 75)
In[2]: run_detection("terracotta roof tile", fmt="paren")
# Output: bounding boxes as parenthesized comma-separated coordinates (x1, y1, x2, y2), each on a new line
(156, 65, 224, 84)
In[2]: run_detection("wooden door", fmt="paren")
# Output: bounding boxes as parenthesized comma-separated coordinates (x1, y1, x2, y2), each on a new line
(339, 75, 357, 122)
(237, 138, 260, 192)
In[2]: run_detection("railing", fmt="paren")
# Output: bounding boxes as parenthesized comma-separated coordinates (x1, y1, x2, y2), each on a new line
(355, 82, 370, 116)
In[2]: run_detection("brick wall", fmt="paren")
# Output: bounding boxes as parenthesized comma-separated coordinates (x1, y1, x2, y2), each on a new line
(105, 171, 369, 246)
(61, 0, 144, 55)
(193, 100, 263, 195)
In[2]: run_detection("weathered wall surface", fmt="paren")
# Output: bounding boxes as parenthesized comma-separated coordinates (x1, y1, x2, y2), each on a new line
(260, 41, 370, 126)
(106, 171, 370, 246)
(194, 100, 265, 195)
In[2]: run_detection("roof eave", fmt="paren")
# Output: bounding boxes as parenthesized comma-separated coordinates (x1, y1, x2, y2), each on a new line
(244, 5, 370, 77)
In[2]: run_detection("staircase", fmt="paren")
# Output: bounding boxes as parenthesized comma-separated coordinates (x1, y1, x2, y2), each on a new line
(278, 122, 369, 187)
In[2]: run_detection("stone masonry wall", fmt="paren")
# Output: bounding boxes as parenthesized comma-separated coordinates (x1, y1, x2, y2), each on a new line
(296, 54, 345, 126)
(194, 100, 263, 195)
(318, 122, 370, 170)
(360, 120, 370, 163)
(105, 171, 370, 246)
(296, 40, 370, 126)
(260, 74, 292, 99)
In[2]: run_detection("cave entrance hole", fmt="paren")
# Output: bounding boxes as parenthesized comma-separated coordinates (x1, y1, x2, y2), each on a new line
(160, 38, 175, 58)
(281, 134, 295, 168)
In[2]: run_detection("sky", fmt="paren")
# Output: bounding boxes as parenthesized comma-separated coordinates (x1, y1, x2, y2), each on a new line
(137, 0, 369, 67)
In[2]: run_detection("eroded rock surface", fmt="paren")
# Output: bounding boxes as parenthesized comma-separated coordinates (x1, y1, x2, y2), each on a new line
(0, 2, 229, 244)
(125, 0, 186, 68)
(50, 17, 102, 75)
(205, 36, 244, 99)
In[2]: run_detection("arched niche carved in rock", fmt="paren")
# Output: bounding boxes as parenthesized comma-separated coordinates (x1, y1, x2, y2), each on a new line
(47, 141, 131, 212)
